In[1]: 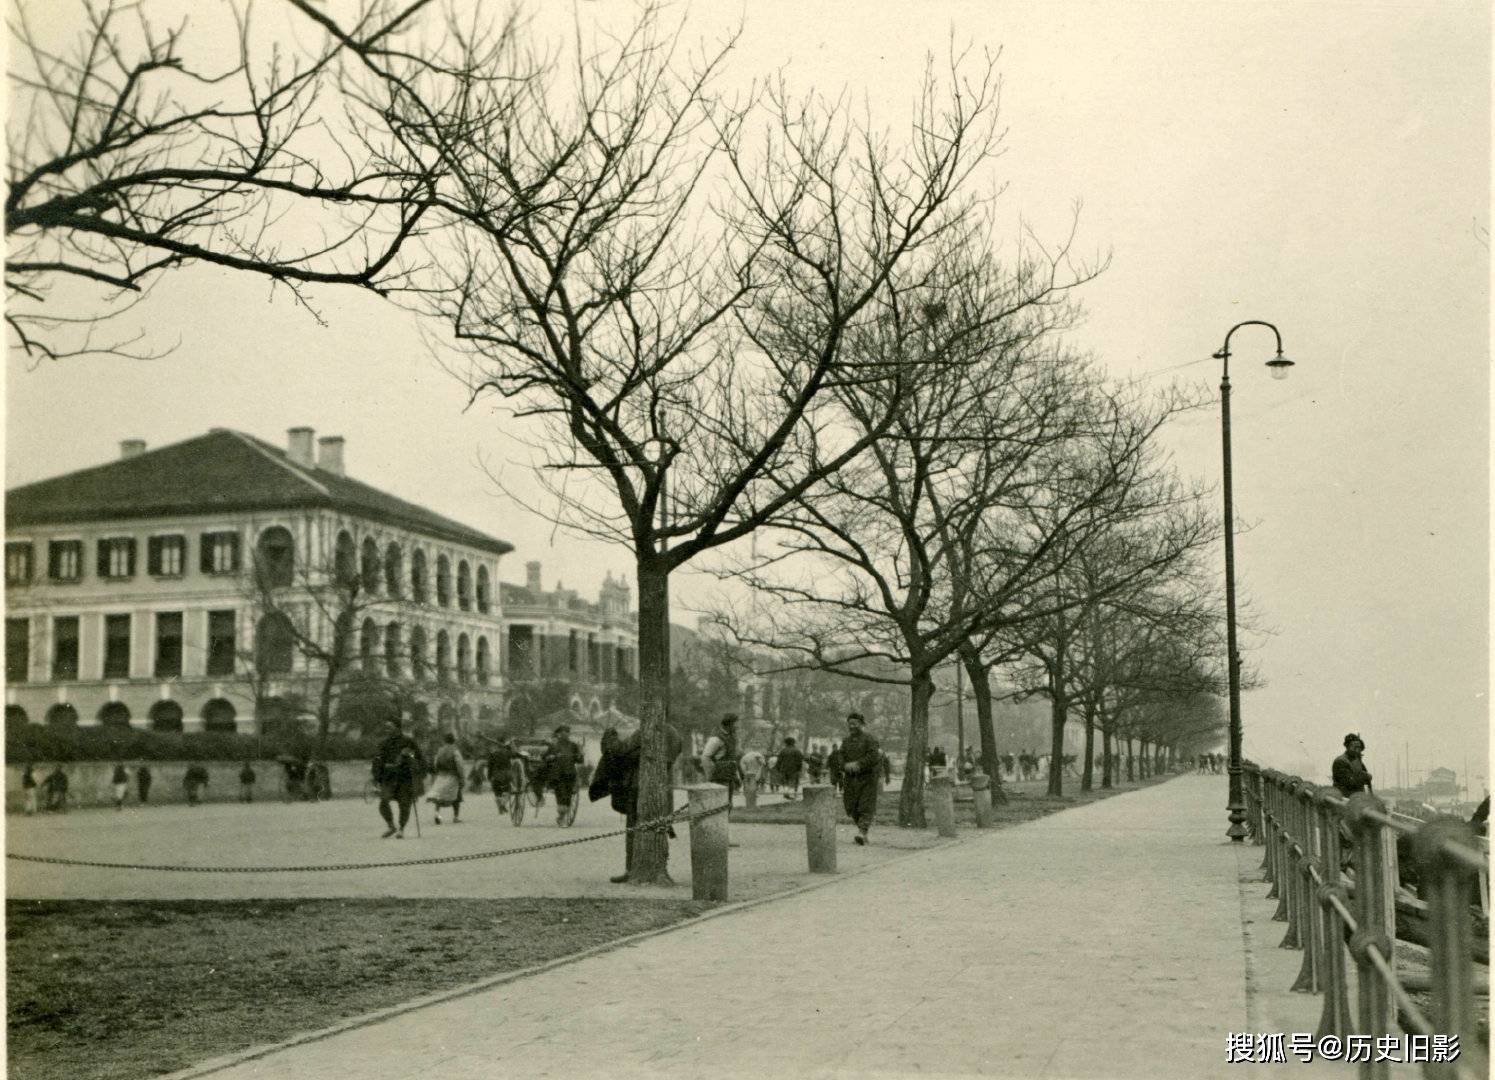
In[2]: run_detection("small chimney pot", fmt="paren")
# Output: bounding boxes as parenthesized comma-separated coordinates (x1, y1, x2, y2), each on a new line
(119, 439, 146, 460)
(286, 427, 315, 467)
(317, 436, 345, 476)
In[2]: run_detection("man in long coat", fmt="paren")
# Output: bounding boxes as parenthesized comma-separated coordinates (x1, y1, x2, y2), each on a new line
(839, 713, 881, 845)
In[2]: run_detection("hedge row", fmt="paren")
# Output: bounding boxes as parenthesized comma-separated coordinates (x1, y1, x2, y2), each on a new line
(4, 724, 379, 764)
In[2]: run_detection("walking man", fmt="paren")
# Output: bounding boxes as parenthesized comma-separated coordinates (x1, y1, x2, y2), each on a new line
(22, 764, 38, 815)
(428, 733, 466, 824)
(238, 761, 257, 803)
(840, 713, 881, 845)
(183, 763, 209, 806)
(541, 724, 584, 826)
(775, 737, 804, 799)
(487, 734, 521, 814)
(373, 715, 424, 838)
(111, 763, 130, 810)
(135, 763, 152, 804)
(44, 764, 69, 812)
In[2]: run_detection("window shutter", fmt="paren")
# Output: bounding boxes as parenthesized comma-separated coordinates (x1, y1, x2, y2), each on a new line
(200, 535, 214, 574)
(97, 540, 110, 578)
(126, 539, 137, 577)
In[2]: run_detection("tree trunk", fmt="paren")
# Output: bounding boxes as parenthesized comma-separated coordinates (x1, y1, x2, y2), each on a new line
(1125, 736, 1135, 782)
(959, 644, 1006, 805)
(1081, 700, 1095, 792)
(1139, 738, 1150, 779)
(897, 669, 934, 827)
(1046, 663, 1066, 797)
(629, 554, 673, 884)
(1101, 724, 1113, 789)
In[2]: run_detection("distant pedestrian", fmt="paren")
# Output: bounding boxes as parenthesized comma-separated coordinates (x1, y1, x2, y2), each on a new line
(306, 760, 331, 801)
(806, 750, 825, 784)
(541, 724, 585, 826)
(22, 764, 38, 815)
(486, 734, 522, 815)
(880, 750, 892, 787)
(827, 743, 844, 791)
(739, 746, 766, 802)
(700, 715, 742, 805)
(774, 737, 804, 799)
(183, 763, 210, 805)
(1331, 733, 1373, 798)
(239, 762, 257, 803)
(111, 763, 130, 810)
(373, 715, 424, 838)
(428, 733, 466, 824)
(136, 764, 152, 804)
(840, 714, 881, 845)
(44, 764, 69, 812)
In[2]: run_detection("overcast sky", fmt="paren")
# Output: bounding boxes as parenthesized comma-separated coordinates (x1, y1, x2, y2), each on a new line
(6, 1, 1489, 786)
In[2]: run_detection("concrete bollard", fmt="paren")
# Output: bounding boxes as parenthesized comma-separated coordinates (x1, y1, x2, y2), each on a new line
(802, 784, 838, 873)
(743, 776, 759, 809)
(970, 772, 994, 828)
(687, 783, 730, 901)
(929, 774, 958, 838)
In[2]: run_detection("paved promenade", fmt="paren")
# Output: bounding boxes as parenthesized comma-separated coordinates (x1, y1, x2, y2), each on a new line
(175, 775, 1341, 1080)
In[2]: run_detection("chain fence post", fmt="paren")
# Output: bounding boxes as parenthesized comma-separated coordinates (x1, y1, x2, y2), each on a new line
(928, 774, 957, 838)
(803, 783, 837, 874)
(970, 772, 994, 828)
(687, 783, 729, 901)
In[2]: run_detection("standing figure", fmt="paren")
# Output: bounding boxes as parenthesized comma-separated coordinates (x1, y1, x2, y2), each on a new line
(136, 763, 153, 804)
(111, 763, 130, 810)
(827, 743, 844, 791)
(183, 763, 209, 806)
(541, 724, 584, 826)
(238, 761, 257, 803)
(427, 733, 467, 824)
(700, 715, 742, 805)
(21, 764, 38, 815)
(775, 737, 804, 799)
(44, 764, 69, 812)
(806, 749, 825, 784)
(738, 745, 766, 803)
(880, 750, 893, 787)
(1331, 733, 1373, 798)
(486, 735, 521, 815)
(839, 714, 882, 845)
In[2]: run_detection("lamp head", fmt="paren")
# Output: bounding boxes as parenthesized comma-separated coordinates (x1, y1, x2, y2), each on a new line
(1266, 352, 1294, 381)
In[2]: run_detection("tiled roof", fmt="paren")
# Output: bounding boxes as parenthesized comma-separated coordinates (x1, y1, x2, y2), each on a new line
(4, 429, 513, 556)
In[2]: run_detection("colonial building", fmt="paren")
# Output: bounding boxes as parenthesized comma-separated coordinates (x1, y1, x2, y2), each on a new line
(499, 560, 638, 722)
(4, 428, 512, 735)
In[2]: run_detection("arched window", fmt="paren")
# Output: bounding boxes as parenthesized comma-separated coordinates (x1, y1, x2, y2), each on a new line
(436, 555, 452, 607)
(361, 537, 381, 594)
(384, 543, 403, 597)
(201, 699, 237, 733)
(457, 561, 472, 611)
(148, 700, 184, 732)
(411, 549, 428, 603)
(409, 626, 428, 681)
(45, 703, 78, 728)
(256, 612, 295, 674)
(476, 636, 491, 686)
(476, 566, 491, 614)
(435, 630, 450, 683)
(360, 618, 378, 672)
(98, 701, 132, 728)
(456, 632, 471, 684)
(334, 530, 356, 586)
(255, 526, 295, 588)
(384, 622, 403, 679)
(5, 704, 29, 729)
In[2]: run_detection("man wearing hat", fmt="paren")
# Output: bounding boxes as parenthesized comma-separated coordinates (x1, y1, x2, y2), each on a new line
(840, 713, 882, 845)
(1331, 733, 1373, 798)
(541, 724, 585, 826)
(699, 714, 741, 805)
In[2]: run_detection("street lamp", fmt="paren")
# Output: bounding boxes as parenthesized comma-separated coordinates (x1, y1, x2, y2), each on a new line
(1214, 320, 1293, 842)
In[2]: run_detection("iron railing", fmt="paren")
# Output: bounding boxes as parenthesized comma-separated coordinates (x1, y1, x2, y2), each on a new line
(1244, 761, 1489, 1079)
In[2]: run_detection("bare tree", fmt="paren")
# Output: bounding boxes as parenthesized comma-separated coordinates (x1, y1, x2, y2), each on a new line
(5, 0, 463, 361)
(374, 4, 1033, 879)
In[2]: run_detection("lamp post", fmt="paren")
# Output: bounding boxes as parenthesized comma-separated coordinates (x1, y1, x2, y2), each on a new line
(1215, 320, 1294, 841)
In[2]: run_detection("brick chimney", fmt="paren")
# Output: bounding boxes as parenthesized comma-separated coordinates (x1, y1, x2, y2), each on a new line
(286, 427, 314, 467)
(119, 439, 146, 459)
(525, 560, 542, 592)
(317, 435, 345, 476)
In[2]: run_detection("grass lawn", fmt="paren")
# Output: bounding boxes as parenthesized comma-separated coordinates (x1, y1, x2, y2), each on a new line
(8, 897, 710, 1080)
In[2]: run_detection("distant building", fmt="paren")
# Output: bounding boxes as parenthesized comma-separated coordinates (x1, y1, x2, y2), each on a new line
(5, 428, 512, 735)
(499, 560, 638, 723)
(1421, 766, 1459, 800)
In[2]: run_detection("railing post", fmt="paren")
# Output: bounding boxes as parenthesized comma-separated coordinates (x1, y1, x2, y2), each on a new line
(1263, 772, 1280, 886)
(1280, 779, 1303, 947)
(1346, 792, 1396, 1078)
(1290, 783, 1320, 991)
(1271, 779, 1292, 920)
(802, 784, 837, 874)
(970, 772, 994, 828)
(1413, 818, 1488, 1080)
(687, 783, 729, 902)
(928, 774, 957, 838)
(1313, 792, 1353, 1039)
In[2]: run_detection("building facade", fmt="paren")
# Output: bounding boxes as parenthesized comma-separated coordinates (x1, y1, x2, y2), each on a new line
(5, 428, 512, 735)
(500, 560, 638, 723)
